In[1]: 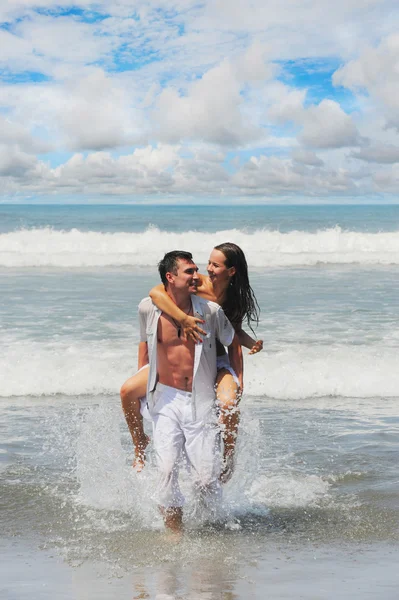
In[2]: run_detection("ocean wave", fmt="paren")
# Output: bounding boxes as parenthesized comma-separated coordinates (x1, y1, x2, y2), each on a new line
(1, 226, 399, 267)
(2, 338, 399, 399)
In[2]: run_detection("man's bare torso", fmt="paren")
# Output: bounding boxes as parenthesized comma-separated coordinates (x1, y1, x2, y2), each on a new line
(157, 313, 195, 391)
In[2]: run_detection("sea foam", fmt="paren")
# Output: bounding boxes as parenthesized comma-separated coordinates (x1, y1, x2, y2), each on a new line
(2, 338, 399, 399)
(1, 226, 399, 267)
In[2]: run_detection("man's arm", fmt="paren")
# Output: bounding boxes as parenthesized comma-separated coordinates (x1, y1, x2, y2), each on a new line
(138, 342, 149, 370)
(228, 334, 243, 392)
(137, 299, 150, 369)
(213, 305, 243, 389)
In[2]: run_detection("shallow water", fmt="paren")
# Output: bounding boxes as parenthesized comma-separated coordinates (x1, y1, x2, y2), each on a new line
(2, 394, 399, 598)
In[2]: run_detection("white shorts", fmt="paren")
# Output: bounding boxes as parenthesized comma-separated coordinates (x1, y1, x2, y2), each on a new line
(217, 354, 239, 386)
(151, 383, 222, 509)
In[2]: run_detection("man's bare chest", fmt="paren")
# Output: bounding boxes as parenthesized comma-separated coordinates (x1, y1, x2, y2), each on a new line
(157, 314, 191, 348)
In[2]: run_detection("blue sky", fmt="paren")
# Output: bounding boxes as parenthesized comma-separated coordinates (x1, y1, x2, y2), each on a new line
(1, 0, 399, 203)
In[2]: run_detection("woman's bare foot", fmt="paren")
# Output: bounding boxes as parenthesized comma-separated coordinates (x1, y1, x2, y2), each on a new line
(220, 450, 235, 484)
(133, 434, 150, 472)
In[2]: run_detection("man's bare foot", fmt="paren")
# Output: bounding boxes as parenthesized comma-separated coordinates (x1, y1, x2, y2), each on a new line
(220, 451, 235, 484)
(132, 434, 150, 472)
(160, 506, 183, 533)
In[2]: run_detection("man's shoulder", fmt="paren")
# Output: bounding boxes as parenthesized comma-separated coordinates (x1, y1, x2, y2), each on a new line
(138, 296, 156, 313)
(193, 295, 221, 313)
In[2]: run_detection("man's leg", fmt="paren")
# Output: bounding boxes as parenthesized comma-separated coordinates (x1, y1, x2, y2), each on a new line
(120, 366, 150, 470)
(159, 506, 183, 532)
(184, 405, 222, 513)
(215, 369, 240, 484)
(152, 389, 185, 532)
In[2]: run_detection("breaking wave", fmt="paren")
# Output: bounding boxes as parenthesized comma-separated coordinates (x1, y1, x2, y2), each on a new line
(2, 226, 399, 267)
(2, 338, 399, 399)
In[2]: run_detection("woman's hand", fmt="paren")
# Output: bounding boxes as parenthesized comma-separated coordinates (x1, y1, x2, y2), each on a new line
(248, 339, 263, 355)
(181, 314, 207, 343)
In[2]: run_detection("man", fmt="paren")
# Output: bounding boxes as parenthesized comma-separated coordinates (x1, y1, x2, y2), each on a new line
(138, 250, 236, 532)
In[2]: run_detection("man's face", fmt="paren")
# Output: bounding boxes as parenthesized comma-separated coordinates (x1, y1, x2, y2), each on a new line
(168, 259, 199, 294)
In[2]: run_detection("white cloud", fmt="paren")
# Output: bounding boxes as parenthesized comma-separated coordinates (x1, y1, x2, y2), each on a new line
(351, 143, 399, 163)
(0, 114, 50, 153)
(58, 70, 142, 150)
(0, 13, 114, 77)
(299, 100, 361, 149)
(153, 52, 270, 146)
(333, 34, 399, 129)
(0, 144, 38, 176)
(232, 155, 358, 195)
(1, 1, 399, 200)
(373, 164, 399, 191)
(292, 149, 324, 167)
(0, 69, 145, 152)
(0, 144, 368, 198)
(267, 83, 307, 124)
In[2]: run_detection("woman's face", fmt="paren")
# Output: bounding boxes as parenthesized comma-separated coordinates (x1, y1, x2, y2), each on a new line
(207, 248, 235, 286)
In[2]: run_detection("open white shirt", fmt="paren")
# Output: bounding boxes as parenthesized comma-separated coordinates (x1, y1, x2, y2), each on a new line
(138, 294, 235, 419)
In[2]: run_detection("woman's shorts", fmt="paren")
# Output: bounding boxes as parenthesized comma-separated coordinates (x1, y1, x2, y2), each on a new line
(216, 354, 239, 386)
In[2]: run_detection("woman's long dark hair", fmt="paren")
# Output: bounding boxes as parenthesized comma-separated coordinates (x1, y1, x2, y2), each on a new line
(214, 242, 260, 332)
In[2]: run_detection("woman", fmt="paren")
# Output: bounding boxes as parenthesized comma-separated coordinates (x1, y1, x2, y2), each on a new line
(120, 242, 262, 483)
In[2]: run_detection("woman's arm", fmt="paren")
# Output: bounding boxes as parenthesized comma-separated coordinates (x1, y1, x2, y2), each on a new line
(235, 326, 263, 355)
(149, 283, 207, 342)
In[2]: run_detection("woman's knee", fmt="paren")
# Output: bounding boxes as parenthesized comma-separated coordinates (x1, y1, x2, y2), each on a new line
(120, 368, 148, 402)
(120, 378, 135, 402)
(216, 372, 239, 410)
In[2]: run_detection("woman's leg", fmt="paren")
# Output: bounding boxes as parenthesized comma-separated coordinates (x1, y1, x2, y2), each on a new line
(215, 369, 240, 484)
(120, 366, 150, 470)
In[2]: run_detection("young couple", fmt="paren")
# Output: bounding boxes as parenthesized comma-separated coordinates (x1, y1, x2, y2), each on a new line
(120, 243, 262, 530)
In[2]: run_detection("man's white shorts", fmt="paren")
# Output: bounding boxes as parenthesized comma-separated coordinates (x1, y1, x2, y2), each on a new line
(151, 383, 222, 509)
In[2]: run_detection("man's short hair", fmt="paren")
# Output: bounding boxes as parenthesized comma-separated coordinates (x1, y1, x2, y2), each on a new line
(158, 250, 194, 286)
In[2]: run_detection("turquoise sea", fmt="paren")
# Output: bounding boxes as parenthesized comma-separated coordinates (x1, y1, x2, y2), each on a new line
(1, 204, 399, 599)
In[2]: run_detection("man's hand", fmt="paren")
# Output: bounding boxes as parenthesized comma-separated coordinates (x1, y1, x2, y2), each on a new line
(181, 314, 206, 343)
(248, 340, 263, 355)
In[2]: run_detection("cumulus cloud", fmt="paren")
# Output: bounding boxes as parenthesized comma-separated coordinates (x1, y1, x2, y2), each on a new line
(58, 70, 142, 150)
(0, 70, 144, 152)
(351, 143, 399, 164)
(153, 44, 273, 146)
(373, 164, 399, 191)
(268, 91, 361, 150)
(0, 143, 369, 198)
(0, 115, 50, 153)
(299, 100, 361, 149)
(292, 149, 324, 167)
(333, 34, 399, 130)
(232, 155, 358, 195)
(267, 83, 307, 124)
(0, 13, 114, 77)
(0, 145, 38, 177)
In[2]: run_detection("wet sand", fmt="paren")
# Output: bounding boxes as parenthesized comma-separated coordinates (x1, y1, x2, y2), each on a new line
(2, 536, 398, 599)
